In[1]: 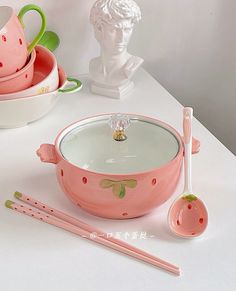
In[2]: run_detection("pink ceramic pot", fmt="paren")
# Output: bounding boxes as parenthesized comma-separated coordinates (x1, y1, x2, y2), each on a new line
(0, 49, 36, 94)
(0, 5, 46, 77)
(37, 114, 200, 219)
(0, 45, 59, 100)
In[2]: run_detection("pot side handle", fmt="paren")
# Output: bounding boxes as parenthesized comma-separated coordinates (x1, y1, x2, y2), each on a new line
(192, 137, 200, 154)
(37, 144, 58, 164)
(182, 137, 200, 154)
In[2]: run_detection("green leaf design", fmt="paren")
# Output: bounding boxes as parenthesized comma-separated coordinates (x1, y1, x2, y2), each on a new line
(112, 183, 122, 197)
(100, 179, 114, 188)
(123, 179, 137, 188)
(119, 184, 126, 198)
(100, 178, 137, 199)
(182, 194, 198, 202)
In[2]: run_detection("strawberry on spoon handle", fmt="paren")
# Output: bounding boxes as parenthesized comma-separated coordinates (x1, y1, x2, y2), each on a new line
(167, 107, 208, 238)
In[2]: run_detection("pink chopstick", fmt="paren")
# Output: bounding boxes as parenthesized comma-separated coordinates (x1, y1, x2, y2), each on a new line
(14, 191, 180, 273)
(5, 199, 180, 275)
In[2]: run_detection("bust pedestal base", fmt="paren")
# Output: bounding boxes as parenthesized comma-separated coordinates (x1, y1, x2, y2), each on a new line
(90, 81, 134, 99)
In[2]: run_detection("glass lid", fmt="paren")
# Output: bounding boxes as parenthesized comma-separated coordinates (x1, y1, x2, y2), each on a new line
(58, 114, 180, 174)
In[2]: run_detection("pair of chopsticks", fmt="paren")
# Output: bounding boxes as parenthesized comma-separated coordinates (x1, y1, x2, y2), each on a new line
(5, 191, 180, 276)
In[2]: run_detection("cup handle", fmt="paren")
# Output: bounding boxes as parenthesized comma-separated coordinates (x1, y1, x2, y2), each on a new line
(18, 4, 46, 54)
(58, 77, 83, 94)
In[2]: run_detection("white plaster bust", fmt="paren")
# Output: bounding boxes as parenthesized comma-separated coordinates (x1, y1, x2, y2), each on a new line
(89, 0, 143, 98)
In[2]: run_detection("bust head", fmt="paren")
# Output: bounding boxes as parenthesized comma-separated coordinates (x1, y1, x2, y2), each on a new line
(90, 0, 141, 55)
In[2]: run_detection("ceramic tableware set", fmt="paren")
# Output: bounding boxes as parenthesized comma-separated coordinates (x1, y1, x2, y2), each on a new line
(5, 110, 208, 275)
(3, 4, 208, 276)
(0, 4, 82, 128)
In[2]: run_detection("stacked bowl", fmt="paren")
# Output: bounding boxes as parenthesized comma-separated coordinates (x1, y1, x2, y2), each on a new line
(0, 4, 82, 128)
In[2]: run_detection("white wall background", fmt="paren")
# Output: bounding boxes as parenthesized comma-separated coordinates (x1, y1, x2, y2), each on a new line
(2, 0, 236, 154)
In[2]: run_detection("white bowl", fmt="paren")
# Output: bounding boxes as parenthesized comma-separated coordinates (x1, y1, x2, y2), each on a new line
(0, 66, 82, 128)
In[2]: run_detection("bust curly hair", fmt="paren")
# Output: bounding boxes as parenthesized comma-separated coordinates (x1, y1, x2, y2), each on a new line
(90, 0, 141, 29)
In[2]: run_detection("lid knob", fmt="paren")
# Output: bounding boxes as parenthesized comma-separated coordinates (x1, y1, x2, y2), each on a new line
(109, 114, 130, 141)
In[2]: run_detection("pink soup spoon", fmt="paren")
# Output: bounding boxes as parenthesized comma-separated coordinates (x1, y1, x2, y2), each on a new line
(168, 107, 208, 238)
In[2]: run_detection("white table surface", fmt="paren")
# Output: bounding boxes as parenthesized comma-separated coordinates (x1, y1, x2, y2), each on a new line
(1, 69, 236, 291)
